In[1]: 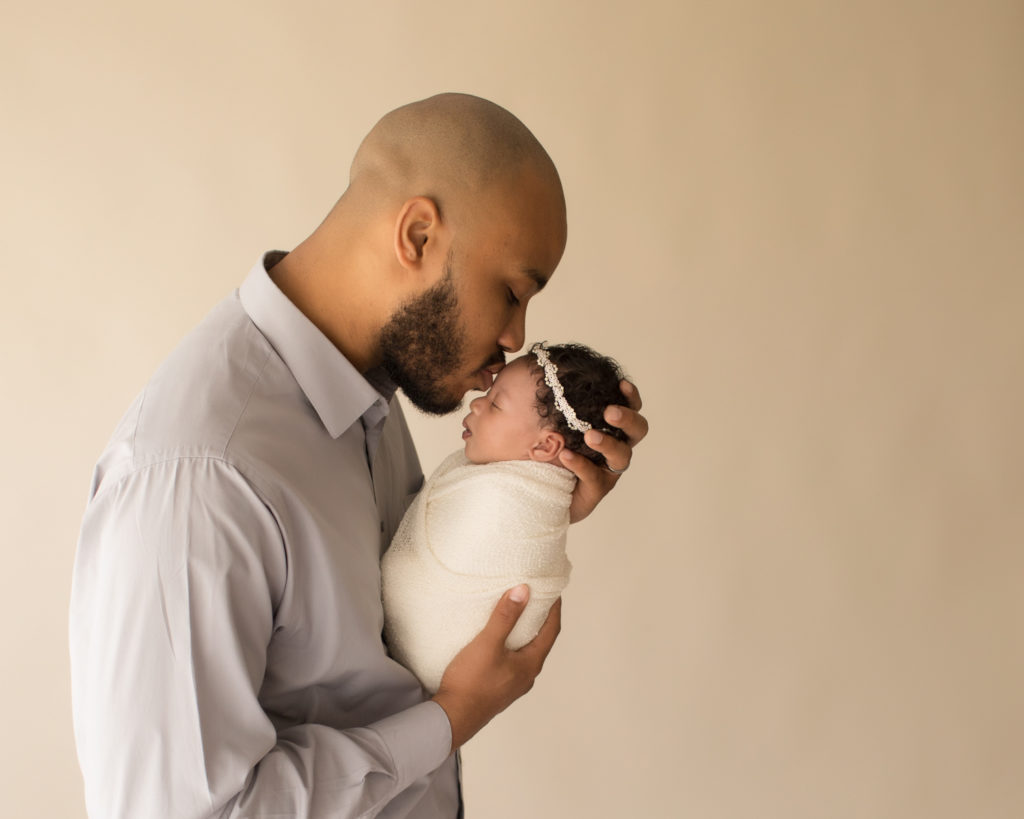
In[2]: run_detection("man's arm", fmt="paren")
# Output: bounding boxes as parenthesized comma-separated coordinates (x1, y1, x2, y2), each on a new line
(561, 379, 649, 522)
(70, 458, 451, 819)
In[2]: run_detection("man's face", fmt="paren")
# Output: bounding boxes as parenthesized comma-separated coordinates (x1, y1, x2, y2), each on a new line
(380, 168, 566, 415)
(378, 254, 501, 415)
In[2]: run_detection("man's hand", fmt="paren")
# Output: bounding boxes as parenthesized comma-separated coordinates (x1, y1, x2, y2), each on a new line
(431, 585, 561, 751)
(560, 379, 649, 523)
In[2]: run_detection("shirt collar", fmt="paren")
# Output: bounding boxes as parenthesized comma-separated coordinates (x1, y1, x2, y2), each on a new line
(239, 251, 396, 439)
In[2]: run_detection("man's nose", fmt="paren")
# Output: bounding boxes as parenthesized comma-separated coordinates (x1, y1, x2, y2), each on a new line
(498, 310, 526, 353)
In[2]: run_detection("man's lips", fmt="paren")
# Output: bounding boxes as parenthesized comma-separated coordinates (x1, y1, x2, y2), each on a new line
(472, 359, 505, 391)
(472, 368, 493, 392)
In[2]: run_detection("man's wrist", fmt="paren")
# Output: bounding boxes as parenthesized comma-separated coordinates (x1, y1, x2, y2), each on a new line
(430, 690, 484, 752)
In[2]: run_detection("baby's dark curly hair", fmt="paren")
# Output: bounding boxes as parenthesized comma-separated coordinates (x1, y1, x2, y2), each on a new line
(527, 342, 629, 468)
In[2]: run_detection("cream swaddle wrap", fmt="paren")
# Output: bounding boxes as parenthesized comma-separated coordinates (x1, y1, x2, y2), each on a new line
(382, 450, 575, 693)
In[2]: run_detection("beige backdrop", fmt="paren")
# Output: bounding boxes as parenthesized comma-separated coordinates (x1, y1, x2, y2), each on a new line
(3, 1, 1022, 817)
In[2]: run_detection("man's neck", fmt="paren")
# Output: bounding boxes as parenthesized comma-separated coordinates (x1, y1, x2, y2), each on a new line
(268, 245, 383, 373)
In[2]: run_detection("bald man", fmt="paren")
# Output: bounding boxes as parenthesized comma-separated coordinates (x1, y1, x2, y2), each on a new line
(70, 93, 647, 819)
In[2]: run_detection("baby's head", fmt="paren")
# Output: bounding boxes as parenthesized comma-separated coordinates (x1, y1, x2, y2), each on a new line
(461, 342, 628, 467)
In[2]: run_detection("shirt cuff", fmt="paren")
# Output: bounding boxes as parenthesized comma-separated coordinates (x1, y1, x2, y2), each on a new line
(370, 700, 453, 793)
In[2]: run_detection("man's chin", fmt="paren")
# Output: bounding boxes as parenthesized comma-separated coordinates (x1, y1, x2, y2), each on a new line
(407, 396, 464, 416)
(399, 381, 466, 416)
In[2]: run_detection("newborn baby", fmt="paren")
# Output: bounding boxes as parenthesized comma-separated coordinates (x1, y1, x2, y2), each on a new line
(382, 341, 627, 693)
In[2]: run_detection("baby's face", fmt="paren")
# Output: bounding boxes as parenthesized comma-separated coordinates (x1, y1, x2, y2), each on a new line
(461, 357, 548, 464)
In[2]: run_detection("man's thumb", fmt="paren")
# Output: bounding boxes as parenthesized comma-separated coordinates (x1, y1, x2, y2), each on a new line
(485, 584, 530, 640)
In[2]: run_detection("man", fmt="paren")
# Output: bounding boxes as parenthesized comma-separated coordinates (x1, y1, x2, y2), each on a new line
(70, 93, 647, 818)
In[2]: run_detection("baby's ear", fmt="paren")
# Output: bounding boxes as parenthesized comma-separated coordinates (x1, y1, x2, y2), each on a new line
(530, 430, 565, 463)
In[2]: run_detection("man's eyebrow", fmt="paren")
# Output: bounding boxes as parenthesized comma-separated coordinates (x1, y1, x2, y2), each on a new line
(521, 268, 549, 292)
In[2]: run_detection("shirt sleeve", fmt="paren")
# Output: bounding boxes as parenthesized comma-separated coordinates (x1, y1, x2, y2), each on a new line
(70, 456, 452, 819)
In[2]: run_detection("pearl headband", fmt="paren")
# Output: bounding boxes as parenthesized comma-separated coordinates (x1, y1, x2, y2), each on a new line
(530, 342, 592, 433)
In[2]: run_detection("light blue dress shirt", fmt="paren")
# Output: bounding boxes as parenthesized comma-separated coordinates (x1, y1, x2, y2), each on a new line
(70, 252, 459, 818)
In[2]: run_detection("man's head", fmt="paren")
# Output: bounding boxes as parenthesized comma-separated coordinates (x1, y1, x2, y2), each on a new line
(364, 93, 567, 413)
(276, 93, 567, 415)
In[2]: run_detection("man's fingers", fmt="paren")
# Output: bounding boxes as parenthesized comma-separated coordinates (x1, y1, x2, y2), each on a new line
(518, 598, 561, 672)
(602, 403, 649, 448)
(583, 428, 633, 474)
(481, 584, 531, 643)
(559, 446, 603, 483)
(528, 598, 561, 653)
(560, 449, 615, 523)
(619, 379, 643, 412)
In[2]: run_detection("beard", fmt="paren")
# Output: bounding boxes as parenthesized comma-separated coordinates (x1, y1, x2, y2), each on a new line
(378, 255, 470, 416)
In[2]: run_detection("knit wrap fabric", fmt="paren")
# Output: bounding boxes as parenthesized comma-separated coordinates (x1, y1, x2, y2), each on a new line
(382, 450, 575, 693)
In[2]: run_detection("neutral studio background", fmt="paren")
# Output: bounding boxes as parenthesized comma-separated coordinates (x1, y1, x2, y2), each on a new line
(3, 2, 1022, 817)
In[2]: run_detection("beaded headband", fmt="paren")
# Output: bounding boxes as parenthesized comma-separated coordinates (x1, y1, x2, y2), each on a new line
(530, 342, 592, 433)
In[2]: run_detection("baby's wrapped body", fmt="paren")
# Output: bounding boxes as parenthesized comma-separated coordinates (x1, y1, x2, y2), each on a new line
(382, 450, 575, 693)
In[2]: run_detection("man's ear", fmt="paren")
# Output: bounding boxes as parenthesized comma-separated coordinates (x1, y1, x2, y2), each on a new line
(530, 430, 565, 463)
(394, 196, 444, 274)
